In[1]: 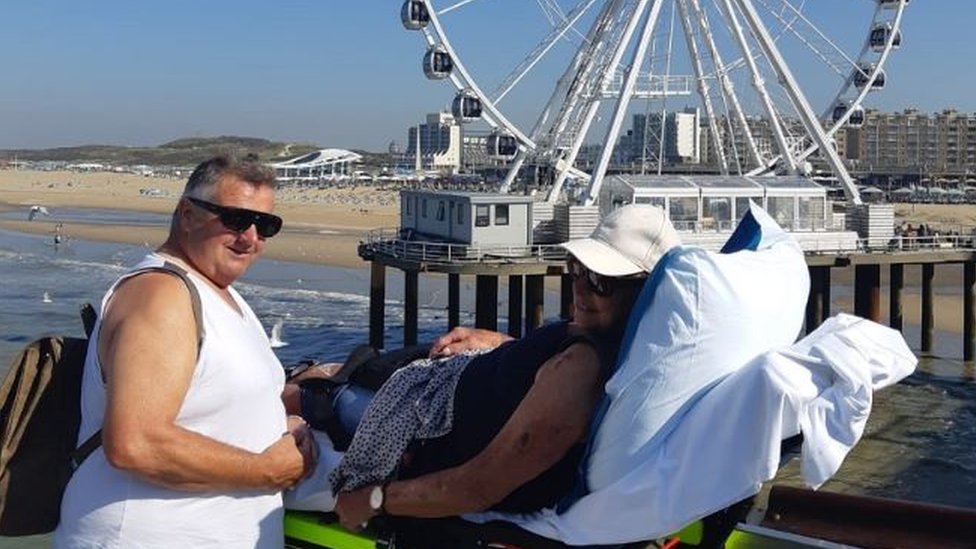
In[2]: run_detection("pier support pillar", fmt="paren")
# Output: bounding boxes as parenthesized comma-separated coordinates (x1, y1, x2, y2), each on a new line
(560, 274, 574, 320)
(890, 264, 904, 332)
(921, 263, 935, 353)
(525, 275, 545, 334)
(404, 270, 418, 346)
(965, 263, 976, 361)
(369, 262, 386, 350)
(475, 275, 498, 331)
(854, 264, 881, 322)
(805, 266, 828, 334)
(448, 274, 460, 330)
(507, 275, 523, 338)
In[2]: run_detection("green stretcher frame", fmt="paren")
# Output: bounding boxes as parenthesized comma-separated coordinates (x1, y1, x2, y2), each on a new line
(283, 510, 706, 548)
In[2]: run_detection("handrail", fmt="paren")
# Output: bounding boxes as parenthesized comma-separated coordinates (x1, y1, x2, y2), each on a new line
(361, 228, 976, 263)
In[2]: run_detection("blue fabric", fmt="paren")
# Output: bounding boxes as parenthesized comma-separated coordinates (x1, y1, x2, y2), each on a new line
(720, 203, 762, 253)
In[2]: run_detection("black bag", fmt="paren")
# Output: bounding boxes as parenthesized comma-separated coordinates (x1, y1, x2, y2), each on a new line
(0, 261, 202, 536)
(0, 304, 100, 535)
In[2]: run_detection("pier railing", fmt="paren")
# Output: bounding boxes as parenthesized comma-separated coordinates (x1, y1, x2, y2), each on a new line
(362, 229, 568, 265)
(362, 229, 976, 265)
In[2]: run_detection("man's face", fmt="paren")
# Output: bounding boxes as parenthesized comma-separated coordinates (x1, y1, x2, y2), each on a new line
(181, 176, 276, 288)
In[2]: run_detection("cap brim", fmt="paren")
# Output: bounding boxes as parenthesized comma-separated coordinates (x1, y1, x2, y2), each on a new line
(561, 238, 644, 277)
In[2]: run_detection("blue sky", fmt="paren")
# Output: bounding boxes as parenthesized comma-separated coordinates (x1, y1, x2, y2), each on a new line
(0, 1, 965, 152)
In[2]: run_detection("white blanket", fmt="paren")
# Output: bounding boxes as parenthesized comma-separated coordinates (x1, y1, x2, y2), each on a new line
(466, 314, 917, 545)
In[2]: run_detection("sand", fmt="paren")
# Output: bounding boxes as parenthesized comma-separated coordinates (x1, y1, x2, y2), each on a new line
(0, 169, 399, 269)
(2, 168, 975, 335)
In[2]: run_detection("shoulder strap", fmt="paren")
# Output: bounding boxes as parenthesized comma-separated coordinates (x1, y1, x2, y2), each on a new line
(71, 260, 205, 470)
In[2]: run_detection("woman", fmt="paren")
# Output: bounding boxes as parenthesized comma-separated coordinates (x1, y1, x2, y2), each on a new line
(315, 205, 681, 530)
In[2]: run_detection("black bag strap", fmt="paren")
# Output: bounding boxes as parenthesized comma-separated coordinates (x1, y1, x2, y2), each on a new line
(70, 260, 204, 471)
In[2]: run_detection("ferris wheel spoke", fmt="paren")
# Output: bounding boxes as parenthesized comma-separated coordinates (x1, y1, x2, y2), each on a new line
(733, 0, 859, 200)
(716, 0, 798, 172)
(687, 0, 763, 170)
(435, 0, 482, 17)
(677, 0, 728, 173)
(491, 0, 599, 105)
(754, 0, 861, 77)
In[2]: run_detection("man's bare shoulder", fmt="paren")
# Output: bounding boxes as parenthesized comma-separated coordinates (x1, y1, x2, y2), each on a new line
(105, 270, 195, 325)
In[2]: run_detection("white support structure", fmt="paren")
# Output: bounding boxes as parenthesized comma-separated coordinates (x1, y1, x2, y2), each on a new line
(676, 0, 728, 174)
(687, 0, 763, 170)
(716, 0, 797, 173)
(583, 0, 666, 206)
(733, 0, 861, 205)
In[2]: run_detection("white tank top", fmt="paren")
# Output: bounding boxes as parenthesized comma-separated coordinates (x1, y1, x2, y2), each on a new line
(55, 253, 287, 548)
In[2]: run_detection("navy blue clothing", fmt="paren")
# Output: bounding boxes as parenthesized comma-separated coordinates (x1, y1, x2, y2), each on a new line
(398, 321, 588, 513)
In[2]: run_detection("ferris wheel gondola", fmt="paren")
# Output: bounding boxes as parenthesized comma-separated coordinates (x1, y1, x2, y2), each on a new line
(401, 0, 910, 206)
(401, 0, 430, 30)
(486, 130, 519, 161)
(452, 89, 483, 122)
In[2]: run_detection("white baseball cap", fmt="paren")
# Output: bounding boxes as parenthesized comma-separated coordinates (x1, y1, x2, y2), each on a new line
(561, 204, 681, 277)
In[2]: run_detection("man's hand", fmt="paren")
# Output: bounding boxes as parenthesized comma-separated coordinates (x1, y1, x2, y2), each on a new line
(259, 428, 314, 490)
(429, 327, 513, 358)
(335, 485, 375, 532)
(287, 415, 317, 480)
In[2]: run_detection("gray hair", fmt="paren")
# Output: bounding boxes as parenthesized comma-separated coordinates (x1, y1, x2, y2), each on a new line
(182, 154, 276, 201)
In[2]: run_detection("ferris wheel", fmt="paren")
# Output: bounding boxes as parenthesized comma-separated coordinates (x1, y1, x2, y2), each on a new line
(401, 0, 910, 206)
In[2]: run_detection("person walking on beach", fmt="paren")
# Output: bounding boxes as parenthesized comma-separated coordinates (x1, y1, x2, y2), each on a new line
(55, 155, 315, 548)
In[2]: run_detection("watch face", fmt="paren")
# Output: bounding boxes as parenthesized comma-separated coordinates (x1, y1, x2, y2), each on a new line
(369, 485, 384, 512)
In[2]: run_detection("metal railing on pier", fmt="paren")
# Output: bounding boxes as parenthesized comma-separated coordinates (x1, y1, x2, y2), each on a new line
(361, 229, 976, 266)
(362, 228, 568, 266)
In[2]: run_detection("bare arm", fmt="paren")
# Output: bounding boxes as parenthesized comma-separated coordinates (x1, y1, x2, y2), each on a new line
(336, 342, 602, 528)
(99, 272, 308, 492)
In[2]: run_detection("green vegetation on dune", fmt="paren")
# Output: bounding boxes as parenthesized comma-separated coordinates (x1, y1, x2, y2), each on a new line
(0, 136, 324, 167)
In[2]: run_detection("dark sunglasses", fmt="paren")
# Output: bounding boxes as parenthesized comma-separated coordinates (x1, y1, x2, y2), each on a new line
(186, 197, 283, 238)
(567, 256, 646, 297)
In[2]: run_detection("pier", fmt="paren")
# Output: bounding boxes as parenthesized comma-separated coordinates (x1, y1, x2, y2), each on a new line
(360, 232, 976, 361)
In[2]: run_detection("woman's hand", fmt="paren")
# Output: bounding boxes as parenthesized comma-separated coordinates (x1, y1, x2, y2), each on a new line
(429, 327, 513, 358)
(335, 485, 375, 531)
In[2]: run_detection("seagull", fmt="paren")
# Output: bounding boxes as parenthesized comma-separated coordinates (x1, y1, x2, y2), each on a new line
(28, 205, 50, 221)
(42, 292, 52, 303)
(269, 319, 289, 348)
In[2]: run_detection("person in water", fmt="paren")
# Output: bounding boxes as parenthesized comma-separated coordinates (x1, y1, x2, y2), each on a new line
(56, 155, 316, 548)
(323, 205, 680, 531)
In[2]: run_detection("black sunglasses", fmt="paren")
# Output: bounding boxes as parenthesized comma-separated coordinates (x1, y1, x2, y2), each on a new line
(186, 197, 283, 238)
(567, 256, 646, 297)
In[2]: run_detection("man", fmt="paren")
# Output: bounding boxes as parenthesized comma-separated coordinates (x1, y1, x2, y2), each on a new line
(333, 205, 680, 533)
(56, 155, 315, 548)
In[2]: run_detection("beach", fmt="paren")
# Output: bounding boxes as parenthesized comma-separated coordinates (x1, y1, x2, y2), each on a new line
(0, 169, 399, 269)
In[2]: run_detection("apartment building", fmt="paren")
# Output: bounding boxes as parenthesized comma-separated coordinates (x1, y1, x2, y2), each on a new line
(843, 108, 976, 174)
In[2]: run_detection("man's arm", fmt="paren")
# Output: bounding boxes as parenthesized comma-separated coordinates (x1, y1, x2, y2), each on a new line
(335, 342, 602, 528)
(99, 272, 308, 492)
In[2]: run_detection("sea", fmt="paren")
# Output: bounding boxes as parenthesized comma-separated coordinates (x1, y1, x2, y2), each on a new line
(0, 209, 974, 547)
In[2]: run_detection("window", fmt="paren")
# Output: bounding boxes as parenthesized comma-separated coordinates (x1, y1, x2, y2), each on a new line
(475, 205, 490, 227)
(422, 198, 428, 218)
(495, 204, 509, 226)
(457, 204, 465, 224)
(436, 201, 446, 221)
(405, 197, 412, 215)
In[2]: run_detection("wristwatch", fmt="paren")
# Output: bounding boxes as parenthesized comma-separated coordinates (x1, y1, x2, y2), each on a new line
(369, 484, 386, 516)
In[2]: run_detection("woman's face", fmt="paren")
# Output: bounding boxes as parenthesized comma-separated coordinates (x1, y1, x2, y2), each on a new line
(568, 257, 645, 334)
